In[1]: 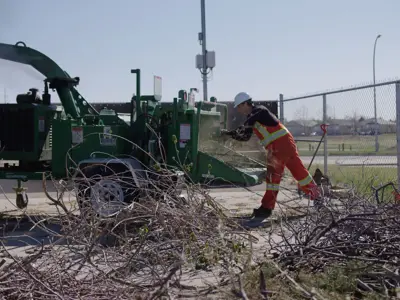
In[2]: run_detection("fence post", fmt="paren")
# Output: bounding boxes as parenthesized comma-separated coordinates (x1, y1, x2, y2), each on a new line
(279, 94, 284, 123)
(323, 94, 328, 175)
(396, 83, 400, 187)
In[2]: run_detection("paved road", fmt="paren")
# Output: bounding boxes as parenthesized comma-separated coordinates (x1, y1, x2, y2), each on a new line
(301, 155, 397, 166)
(238, 151, 397, 166)
(2, 155, 397, 170)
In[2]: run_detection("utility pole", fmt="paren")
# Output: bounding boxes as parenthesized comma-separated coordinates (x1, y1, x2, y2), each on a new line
(196, 0, 215, 101)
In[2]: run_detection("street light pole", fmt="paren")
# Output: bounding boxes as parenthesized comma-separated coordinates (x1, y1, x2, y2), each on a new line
(373, 34, 382, 152)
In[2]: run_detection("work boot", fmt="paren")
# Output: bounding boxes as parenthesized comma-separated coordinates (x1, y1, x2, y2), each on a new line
(252, 206, 273, 219)
(239, 206, 273, 228)
(237, 206, 273, 228)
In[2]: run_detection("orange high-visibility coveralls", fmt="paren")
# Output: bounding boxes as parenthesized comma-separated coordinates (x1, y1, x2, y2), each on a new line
(231, 105, 320, 210)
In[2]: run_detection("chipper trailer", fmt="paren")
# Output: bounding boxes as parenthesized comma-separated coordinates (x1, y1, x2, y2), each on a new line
(0, 41, 271, 215)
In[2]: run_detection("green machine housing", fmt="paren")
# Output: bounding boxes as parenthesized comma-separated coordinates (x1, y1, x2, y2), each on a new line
(0, 41, 278, 208)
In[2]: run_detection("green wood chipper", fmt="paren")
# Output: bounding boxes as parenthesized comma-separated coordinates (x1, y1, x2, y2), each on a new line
(0, 41, 271, 215)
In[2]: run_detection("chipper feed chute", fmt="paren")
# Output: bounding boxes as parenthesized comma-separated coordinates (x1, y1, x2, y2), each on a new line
(196, 140, 266, 186)
(192, 100, 267, 186)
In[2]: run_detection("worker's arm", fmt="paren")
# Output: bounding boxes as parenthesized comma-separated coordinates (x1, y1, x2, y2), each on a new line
(229, 106, 279, 142)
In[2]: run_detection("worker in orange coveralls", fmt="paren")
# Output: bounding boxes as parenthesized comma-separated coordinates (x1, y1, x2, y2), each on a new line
(221, 92, 321, 219)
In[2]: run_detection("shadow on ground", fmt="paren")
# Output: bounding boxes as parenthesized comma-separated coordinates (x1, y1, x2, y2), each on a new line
(0, 214, 125, 249)
(0, 215, 64, 248)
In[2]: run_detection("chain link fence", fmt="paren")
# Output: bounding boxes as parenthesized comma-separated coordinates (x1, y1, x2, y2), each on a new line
(280, 80, 400, 195)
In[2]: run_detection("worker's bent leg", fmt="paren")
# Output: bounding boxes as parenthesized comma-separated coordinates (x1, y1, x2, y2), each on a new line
(261, 152, 285, 209)
(285, 153, 320, 200)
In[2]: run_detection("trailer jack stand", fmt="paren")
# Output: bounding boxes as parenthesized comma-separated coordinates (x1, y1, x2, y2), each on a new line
(13, 179, 28, 209)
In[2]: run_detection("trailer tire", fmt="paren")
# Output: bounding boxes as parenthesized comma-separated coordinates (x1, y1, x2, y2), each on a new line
(73, 158, 146, 221)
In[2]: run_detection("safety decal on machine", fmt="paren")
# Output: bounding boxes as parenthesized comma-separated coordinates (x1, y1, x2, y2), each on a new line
(179, 124, 191, 148)
(71, 127, 84, 144)
(38, 117, 45, 132)
(100, 126, 117, 146)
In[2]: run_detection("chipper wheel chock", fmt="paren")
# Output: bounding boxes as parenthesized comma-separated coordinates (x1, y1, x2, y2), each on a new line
(13, 179, 28, 209)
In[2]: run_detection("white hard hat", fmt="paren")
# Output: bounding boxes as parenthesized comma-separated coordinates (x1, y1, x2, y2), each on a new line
(234, 92, 252, 108)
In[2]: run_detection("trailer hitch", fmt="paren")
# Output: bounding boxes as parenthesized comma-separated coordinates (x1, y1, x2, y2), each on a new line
(13, 178, 29, 209)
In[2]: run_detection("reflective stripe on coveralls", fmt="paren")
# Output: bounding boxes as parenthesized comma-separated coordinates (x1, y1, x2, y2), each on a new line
(266, 183, 280, 191)
(298, 174, 314, 187)
(254, 122, 289, 148)
(265, 176, 313, 192)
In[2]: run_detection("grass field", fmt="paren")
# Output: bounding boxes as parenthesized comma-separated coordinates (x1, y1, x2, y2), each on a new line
(239, 261, 387, 300)
(296, 133, 397, 156)
(304, 164, 398, 202)
(308, 164, 397, 186)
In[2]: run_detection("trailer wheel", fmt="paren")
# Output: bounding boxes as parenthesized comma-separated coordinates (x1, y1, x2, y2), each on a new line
(74, 158, 145, 220)
(76, 178, 131, 219)
(89, 179, 126, 218)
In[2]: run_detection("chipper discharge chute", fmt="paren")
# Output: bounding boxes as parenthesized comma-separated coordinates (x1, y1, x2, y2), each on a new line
(0, 41, 267, 216)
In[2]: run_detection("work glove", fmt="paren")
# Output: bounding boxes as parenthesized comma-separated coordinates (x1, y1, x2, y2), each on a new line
(220, 129, 233, 136)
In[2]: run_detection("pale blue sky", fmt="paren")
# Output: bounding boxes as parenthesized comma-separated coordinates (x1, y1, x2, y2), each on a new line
(0, 0, 399, 121)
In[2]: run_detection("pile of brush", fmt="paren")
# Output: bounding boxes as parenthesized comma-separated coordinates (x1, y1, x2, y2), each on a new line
(0, 166, 253, 299)
(270, 193, 400, 298)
